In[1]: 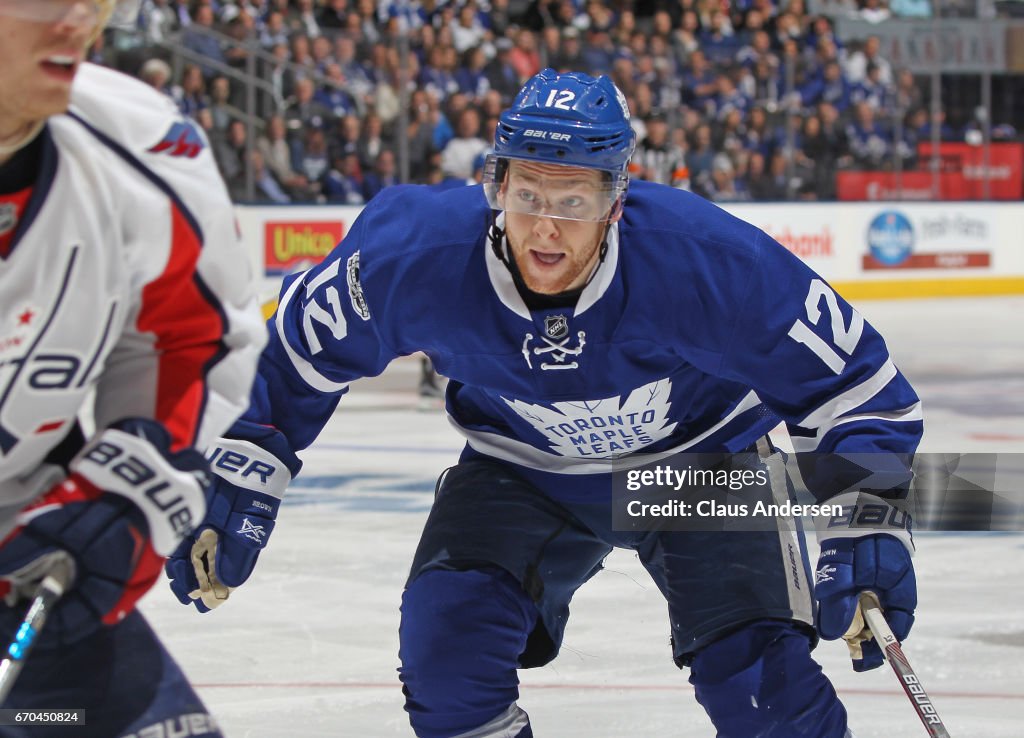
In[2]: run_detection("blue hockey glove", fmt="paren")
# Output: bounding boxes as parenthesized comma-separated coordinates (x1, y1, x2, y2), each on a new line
(0, 418, 209, 646)
(814, 491, 916, 672)
(166, 439, 288, 612)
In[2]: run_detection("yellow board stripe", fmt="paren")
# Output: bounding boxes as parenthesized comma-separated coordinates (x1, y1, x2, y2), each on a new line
(261, 299, 279, 320)
(833, 277, 1024, 301)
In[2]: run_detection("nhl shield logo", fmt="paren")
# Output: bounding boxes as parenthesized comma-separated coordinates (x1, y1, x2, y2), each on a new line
(545, 314, 569, 340)
(0, 203, 16, 236)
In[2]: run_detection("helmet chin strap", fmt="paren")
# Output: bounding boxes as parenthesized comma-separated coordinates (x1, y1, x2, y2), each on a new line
(488, 210, 612, 296)
(0, 120, 46, 160)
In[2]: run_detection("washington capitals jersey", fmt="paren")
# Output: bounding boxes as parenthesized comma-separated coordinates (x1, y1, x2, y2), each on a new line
(0, 64, 266, 518)
(244, 180, 921, 501)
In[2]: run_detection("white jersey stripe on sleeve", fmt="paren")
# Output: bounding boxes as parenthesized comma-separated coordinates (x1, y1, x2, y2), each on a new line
(797, 358, 897, 430)
(791, 401, 923, 453)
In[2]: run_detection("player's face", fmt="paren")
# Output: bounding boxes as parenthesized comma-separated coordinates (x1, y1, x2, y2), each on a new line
(500, 160, 618, 295)
(0, 2, 99, 141)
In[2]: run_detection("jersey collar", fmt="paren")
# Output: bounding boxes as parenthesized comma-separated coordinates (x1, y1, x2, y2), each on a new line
(484, 212, 620, 320)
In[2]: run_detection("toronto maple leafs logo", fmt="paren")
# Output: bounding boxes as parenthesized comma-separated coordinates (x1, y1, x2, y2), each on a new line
(503, 379, 678, 458)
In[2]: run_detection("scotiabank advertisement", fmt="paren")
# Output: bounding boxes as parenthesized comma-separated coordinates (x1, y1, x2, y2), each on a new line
(727, 205, 840, 275)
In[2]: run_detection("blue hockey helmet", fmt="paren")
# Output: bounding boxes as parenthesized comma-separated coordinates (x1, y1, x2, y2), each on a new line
(483, 69, 636, 221)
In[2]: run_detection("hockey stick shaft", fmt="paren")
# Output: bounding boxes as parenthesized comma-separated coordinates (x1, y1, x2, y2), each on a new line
(0, 554, 75, 704)
(859, 591, 952, 738)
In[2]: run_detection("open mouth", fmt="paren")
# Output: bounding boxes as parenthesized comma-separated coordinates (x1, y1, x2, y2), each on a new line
(40, 56, 78, 81)
(532, 250, 565, 266)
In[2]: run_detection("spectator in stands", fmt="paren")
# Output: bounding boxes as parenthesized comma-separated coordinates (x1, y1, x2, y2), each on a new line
(139, 0, 180, 43)
(701, 153, 752, 202)
(316, 64, 360, 119)
(894, 69, 924, 113)
(292, 125, 331, 197)
(748, 55, 782, 111)
(800, 60, 853, 113)
(681, 50, 720, 115)
(844, 35, 893, 85)
(686, 123, 716, 182)
(714, 73, 752, 120)
(310, 35, 335, 74)
(213, 119, 248, 182)
(909, 106, 956, 142)
(440, 107, 489, 181)
(737, 29, 776, 70)
(257, 114, 313, 201)
(259, 11, 290, 49)
(318, 0, 349, 31)
(509, 27, 542, 83)
(221, 7, 257, 70)
(552, 26, 585, 72)
(172, 64, 208, 120)
(456, 46, 492, 100)
(798, 113, 840, 199)
(700, 9, 739, 67)
(851, 62, 895, 111)
(486, 38, 521, 101)
(335, 35, 374, 103)
(288, 33, 316, 80)
(746, 151, 786, 200)
(357, 113, 387, 172)
(859, 0, 893, 23)
(324, 151, 365, 204)
(335, 114, 363, 158)
(285, 78, 334, 135)
(206, 76, 234, 137)
(405, 89, 438, 182)
(846, 100, 891, 168)
(742, 106, 773, 158)
(816, 101, 854, 165)
(452, 2, 488, 53)
(362, 148, 400, 201)
(139, 58, 173, 96)
(421, 44, 460, 102)
(182, 5, 226, 76)
(231, 149, 292, 204)
(288, 0, 322, 38)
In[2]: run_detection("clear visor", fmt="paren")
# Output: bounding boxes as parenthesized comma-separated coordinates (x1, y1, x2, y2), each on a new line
(0, 0, 103, 23)
(482, 155, 627, 223)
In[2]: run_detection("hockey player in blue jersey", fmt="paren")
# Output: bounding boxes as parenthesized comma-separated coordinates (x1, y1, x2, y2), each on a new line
(168, 69, 922, 737)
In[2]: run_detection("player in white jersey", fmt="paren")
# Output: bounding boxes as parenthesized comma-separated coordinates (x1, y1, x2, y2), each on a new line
(0, 2, 266, 735)
(170, 70, 921, 736)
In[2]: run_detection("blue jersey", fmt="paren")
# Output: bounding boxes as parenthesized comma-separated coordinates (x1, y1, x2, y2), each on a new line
(240, 181, 921, 502)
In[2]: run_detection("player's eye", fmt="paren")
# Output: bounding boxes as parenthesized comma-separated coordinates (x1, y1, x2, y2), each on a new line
(515, 189, 540, 205)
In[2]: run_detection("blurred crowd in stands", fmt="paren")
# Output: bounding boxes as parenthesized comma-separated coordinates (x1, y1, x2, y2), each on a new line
(98, 0, 1020, 203)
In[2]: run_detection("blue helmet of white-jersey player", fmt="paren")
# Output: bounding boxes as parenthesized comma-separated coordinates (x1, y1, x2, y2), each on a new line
(483, 68, 636, 222)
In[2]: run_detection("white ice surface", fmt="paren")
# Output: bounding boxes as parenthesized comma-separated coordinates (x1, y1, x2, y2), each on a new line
(141, 296, 1024, 737)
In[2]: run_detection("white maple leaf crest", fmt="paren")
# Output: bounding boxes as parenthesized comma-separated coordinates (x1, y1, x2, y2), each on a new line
(502, 379, 678, 458)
